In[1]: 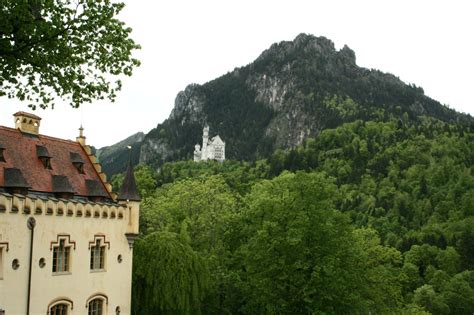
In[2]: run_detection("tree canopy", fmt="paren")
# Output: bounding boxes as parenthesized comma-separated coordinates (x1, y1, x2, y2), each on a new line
(128, 116, 474, 314)
(0, 0, 140, 109)
(238, 172, 403, 314)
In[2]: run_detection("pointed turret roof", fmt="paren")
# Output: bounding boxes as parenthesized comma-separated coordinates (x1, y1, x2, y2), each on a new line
(117, 161, 141, 201)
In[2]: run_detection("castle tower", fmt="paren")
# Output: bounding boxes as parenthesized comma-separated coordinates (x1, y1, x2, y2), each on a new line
(201, 125, 209, 160)
(194, 144, 201, 162)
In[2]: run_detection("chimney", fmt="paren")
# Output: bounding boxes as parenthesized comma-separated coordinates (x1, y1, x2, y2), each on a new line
(13, 112, 41, 135)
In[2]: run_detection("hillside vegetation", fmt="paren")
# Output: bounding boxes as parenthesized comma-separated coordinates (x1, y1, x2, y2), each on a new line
(120, 116, 474, 314)
(139, 34, 469, 167)
(98, 34, 472, 176)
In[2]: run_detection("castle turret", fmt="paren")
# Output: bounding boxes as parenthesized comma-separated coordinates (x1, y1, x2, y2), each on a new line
(117, 158, 141, 248)
(194, 144, 201, 162)
(201, 125, 209, 160)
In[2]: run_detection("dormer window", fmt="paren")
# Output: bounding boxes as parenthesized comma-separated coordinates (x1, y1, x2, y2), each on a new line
(52, 175, 75, 199)
(0, 145, 5, 162)
(40, 157, 52, 169)
(75, 162, 84, 174)
(4, 168, 30, 195)
(86, 179, 109, 202)
(70, 152, 84, 174)
(36, 145, 52, 169)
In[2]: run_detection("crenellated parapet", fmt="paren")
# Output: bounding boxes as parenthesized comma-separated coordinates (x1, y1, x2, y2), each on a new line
(0, 192, 126, 220)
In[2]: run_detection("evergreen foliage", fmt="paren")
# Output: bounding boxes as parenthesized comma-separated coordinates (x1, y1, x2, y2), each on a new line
(129, 115, 474, 314)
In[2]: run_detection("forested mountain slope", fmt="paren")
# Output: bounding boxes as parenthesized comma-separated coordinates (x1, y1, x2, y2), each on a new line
(138, 33, 471, 167)
(96, 132, 144, 175)
(98, 33, 472, 176)
(127, 116, 474, 314)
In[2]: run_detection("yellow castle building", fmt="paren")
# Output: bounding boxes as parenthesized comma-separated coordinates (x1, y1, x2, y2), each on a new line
(0, 112, 140, 315)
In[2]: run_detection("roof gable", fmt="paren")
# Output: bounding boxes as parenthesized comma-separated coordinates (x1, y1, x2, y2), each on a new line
(210, 135, 225, 145)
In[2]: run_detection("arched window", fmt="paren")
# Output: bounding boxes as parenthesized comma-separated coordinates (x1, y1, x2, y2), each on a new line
(86, 293, 108, 315)
(50, 303, 68, 315)
(88, 298, 104, 315)
(47, 298, 73, 315)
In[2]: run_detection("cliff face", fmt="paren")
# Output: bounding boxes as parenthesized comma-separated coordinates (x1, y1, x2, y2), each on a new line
(100, 33, 471, 175)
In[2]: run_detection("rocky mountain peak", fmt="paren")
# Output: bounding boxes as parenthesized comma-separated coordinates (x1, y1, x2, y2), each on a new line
(292, 33, 336, 54)
(256, 34, 355, 68)
(96, 34, 471, 176)
(169, 84, 205, 122)
(339, 44, 356, 65)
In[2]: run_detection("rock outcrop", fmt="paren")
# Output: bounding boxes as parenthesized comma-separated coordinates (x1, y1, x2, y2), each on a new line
(100, 33, 472, 174)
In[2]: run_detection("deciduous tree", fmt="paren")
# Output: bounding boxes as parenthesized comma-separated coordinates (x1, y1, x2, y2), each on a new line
(0, 0, 140, 109)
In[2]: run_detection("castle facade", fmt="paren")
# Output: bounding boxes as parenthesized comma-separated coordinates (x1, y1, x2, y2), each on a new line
(0, 112, 140, 315)
(193, 126, 225, 162)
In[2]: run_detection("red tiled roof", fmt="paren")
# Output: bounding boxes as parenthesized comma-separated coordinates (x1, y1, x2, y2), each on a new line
(0, 126, 111, 199)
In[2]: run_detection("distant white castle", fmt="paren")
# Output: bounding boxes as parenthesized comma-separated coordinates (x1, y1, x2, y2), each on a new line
(194, 126, 225, 162)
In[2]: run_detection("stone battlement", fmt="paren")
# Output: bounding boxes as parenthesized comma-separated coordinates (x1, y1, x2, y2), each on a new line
(0, 192, 126, 220)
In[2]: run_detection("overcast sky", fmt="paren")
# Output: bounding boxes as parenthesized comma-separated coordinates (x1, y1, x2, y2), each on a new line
(2, 0, 473, 148)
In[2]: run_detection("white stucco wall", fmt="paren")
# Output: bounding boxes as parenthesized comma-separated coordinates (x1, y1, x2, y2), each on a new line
(0, 195, 138, 315)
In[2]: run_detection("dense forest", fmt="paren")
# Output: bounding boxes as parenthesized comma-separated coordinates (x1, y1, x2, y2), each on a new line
(112, 114, 474, 314)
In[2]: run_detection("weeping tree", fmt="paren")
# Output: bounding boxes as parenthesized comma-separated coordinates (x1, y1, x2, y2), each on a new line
(132, 232, 210, 315)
